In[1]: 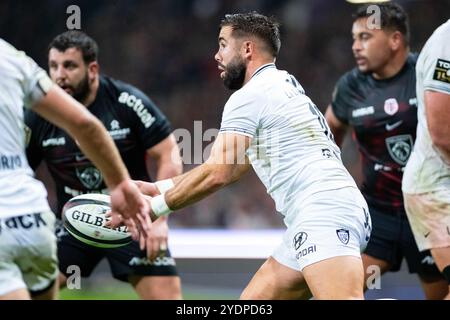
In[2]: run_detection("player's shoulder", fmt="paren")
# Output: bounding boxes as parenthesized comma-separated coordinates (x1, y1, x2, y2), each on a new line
(101, 75, 151, 102)
(407, 52, 419, 67)
(227, 82, 266, 109)
(338, 67, 365, 87)
(24, 108, 54, 136)
(24, 107, 47, 125)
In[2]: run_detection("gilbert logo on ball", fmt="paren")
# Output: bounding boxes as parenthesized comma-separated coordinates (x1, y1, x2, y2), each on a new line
(62, 193, 131, 248)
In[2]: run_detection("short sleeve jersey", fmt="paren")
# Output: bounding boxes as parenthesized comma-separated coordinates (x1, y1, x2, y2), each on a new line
(220, 64, 357, 224)
(331, 54, 418, 213)
(25, 75, 172, 216)
(403, 20, 450, 194)
(0, 38, 52, 218)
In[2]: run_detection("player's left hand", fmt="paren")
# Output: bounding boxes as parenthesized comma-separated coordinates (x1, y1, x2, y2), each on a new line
(109, 179, 151, 237)
(140, 216, 169, 261)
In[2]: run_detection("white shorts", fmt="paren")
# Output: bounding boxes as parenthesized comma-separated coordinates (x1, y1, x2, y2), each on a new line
(272, 187, 371, 271)
(0, 211, 58, 296)
(404, 190, 450, 251)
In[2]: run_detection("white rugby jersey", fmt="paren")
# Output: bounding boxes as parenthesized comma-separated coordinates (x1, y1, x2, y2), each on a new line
(220, 64, 357, 222)
(403, 20, 450, 194)
(0, 38, 52, 218)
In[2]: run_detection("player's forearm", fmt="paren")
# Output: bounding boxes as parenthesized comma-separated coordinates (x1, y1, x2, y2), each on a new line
(165, 164, 232, 210)
(155, 159, 183, 180)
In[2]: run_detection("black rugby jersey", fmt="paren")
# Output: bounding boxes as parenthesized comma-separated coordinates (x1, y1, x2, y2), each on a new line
(331, 54, 418, 214)
(25, 75, 172, 217)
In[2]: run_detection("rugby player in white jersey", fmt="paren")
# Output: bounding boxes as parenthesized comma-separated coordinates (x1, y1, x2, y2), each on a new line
(402, 20, 450, 299)
(111, 12, 372, 299)
(0, 38, 148, 300)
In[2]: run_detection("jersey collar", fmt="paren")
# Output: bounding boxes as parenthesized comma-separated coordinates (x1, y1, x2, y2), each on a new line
(250, 63, 276, 80)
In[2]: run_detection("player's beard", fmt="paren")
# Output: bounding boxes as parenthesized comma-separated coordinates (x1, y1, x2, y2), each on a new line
(71, 72, 91, 103)
(223, 56, 246, 90)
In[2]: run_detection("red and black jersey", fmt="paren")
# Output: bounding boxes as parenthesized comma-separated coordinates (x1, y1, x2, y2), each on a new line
(25, 75, 172, 217)
(331, 54, 418, 214)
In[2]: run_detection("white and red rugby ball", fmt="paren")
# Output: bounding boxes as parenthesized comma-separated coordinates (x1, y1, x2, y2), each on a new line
(62, 193, 131, 248)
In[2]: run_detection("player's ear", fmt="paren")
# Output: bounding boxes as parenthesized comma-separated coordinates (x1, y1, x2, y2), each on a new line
(87, 61, 99, 80)
(242, 40, 253, 58)
(389, 30, 404, 51)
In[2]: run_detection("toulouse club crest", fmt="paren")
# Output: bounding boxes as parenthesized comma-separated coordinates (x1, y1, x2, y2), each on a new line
(76, 166, 103, 189)
(384, 98, 399, 115)
(385, 134, 413, 165)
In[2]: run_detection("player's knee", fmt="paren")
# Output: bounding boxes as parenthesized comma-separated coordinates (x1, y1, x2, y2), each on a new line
(58, 273, 68, 289)
(442, 265, 450, 284)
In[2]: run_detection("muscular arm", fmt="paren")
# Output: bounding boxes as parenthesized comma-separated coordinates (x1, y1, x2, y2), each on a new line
(165, 133, 251, 210)
(146, 133, 182, 225)
(147, 134, 183, 180)
(325, 104, 349, 148)
(425, 90, 450, 163)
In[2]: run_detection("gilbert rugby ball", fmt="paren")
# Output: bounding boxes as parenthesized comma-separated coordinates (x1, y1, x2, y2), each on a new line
(62, 193, 132, 248)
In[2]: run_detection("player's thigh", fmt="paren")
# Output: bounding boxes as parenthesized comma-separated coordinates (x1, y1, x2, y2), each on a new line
(4, 211, 59, 298)
(241, 256, 311, 300)
(363, 208, 403, 273)
(31, 279, 59, 300)
(0, 288, 30, 300)
(303, 255, 364, 300)
(404, 191, 450, 252)
(417, 274, 448, 300)
(362, 253, 391, 290)
(129, 275, 182, 300)
(106, 240, 179, 298)
(56, 220, 104, 281)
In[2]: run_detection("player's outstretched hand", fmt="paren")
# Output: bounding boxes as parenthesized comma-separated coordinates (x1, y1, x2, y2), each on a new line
(134, 180, 160, 197)
(109, 179, 150, 237)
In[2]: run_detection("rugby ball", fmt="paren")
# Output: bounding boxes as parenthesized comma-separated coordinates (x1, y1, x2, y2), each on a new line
(62, 193, 132, 248)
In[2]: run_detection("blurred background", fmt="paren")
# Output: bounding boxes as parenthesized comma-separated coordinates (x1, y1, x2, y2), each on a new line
(1, 0, 448, 229)
(1, 0, 449, 299)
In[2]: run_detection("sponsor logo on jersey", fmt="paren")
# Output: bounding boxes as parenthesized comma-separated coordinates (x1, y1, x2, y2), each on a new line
(384, 98, 399, 115)
(42, 137, 66, 147)
(76, 167, 103, 189)
(295, 245, 317, 259)
(336, 229, 350, 245)
(385, 134, 413, 165)
(110, 120, 120, 130)
(421, 255, 435, 265)
(433, 59, 450, 84)
(129, 256, 176, 267)
(293, 231, 308, 250)
(118, 92, 156, 128)
(385, 120, 403, 131)
(0, 213, 47, 234)
(352, 106, 374, 118)
(109, 128, 131, 140)
(409, 98, 417, 107)
(0, 154, 23, 170)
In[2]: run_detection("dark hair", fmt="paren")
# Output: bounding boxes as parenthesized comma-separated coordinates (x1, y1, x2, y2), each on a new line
(353, 2, 410, 45)
(48, 30, 98, 64)
(220, 12, 281, 58)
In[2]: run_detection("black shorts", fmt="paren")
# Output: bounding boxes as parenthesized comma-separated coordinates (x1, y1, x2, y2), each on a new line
(364, 206, 441, 277)
(55, 220, 178, 282)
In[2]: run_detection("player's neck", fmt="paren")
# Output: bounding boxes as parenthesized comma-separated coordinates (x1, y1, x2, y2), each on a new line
(244, 58, 276, 85)
(372, 49, 410, 80)
(82, 76, 99, 107)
